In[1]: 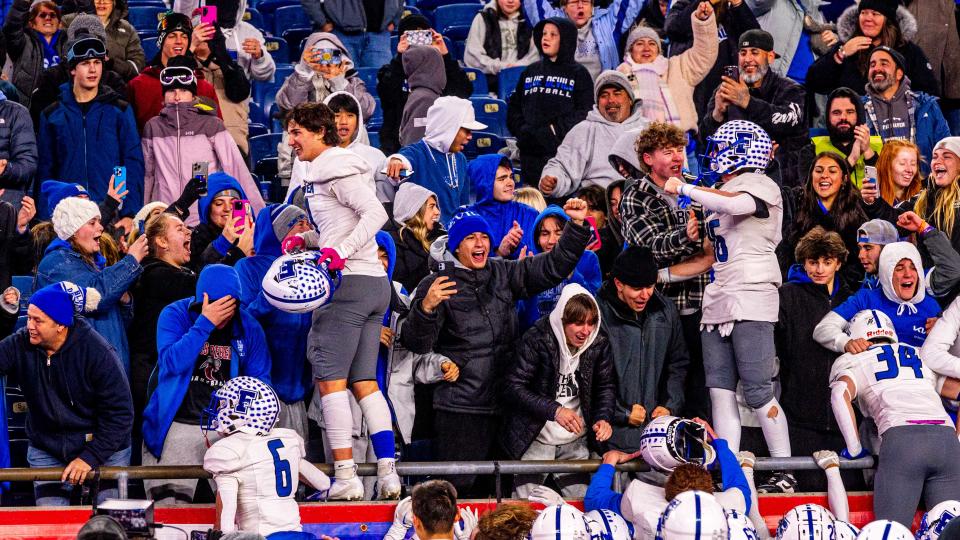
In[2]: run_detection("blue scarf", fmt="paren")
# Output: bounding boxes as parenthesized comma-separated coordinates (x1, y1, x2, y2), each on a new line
(35, 29, 61, 69)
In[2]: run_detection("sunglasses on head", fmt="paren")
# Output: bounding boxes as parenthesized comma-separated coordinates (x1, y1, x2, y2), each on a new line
(67, 37, 107, 63)
(160, 67, 196, 86)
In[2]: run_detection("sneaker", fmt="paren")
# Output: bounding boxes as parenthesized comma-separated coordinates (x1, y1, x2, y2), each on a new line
(327, 474, 365, 501)
(377, 459, 402, 500)
(757, 471, 798, 494)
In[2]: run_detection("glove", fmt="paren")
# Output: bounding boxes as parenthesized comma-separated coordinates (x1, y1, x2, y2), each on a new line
(528, 485, 565, 506)
(813, 450, 839, 469)
(736, 450, 756, 469)
(383, 496, 413, 540)
(170, 175, 207, 216)
(318, 247, 346, 271)
(281, 235, 306, 254)
(454, 505, 479, 540)
(840, 447, 870, 460)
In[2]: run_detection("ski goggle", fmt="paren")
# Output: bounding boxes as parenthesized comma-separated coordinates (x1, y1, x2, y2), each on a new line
(314, 48, 342, 65)
(67, 37, 107, 64)
(160, 66, 196, 86)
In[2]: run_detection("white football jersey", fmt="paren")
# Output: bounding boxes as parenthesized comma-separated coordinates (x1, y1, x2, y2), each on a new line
(701, 172, 783, 324)
(203, 428, 309, 536)
(621, 479, 747, 539)
(830, 343, 952, 436)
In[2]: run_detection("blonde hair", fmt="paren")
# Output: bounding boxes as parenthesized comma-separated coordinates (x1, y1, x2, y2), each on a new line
(399, 196, 436, 252)
(514, 187, 547, 212)
(145, 213, 177, 258)
(878, 140, 923, 205)
(915, 172, 960, 235)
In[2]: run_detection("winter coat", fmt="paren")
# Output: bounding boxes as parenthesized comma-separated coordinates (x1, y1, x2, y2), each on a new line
(35, 240, 143, 372)
(805, 5, 939, 98)
(300, 0, 403, 33)
(30, 62, 128, 129)
(597, 282, 689, 452)
(2, 0, 68, 108)
(393, 137, 470, 224)
(142, 100, 264, 226)
(128, 63, 222, 133)
(400, 46, 445, 148)
(188, 172, 252, 271)
(464, 153, 539, 256)
(0, 93, 37, 191)
(507, 17, 594, 186)
(0, 318, 133, 467)
(38, 83, 145, 217)
(861, 91, 949, 175)
(906, 0, 960, 100)
(501, 285, 616, 459)
(464, 1, 539, 76)
(389, 226, 445, 294)
(401, 220, 592, 415)
(777, 267, 852, 432)
(63, 2, 145, 81)
(744, 0, 808, 81)
(702, 70, 814, 188)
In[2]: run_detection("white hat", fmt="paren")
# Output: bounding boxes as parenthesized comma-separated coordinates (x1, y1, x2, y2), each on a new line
(52, 197, 101, 241)
(394, 182, 437, 224)
(934, 137, 960, 159)
(427, 96, 487, 132)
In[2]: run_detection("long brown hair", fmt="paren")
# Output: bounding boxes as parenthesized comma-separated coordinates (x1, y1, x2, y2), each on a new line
(853, 14, 904, 75)
(792, 152, 867, 244)
(877, 140, 923, 205)
(399, 196, 437, 252)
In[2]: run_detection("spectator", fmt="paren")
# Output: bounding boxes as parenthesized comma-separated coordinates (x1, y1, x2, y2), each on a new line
(36, 197, 149, 373)
(323, 92, 389, 202)
(860, 46, 949, 174)
(518, 205, 603, 329)
(464, 0, 539, 83)
(744, 0, 836, 84)
(389, 182, 445, 294)
(0, 87, 38, 199)
(402, 200, 593, 496)
(400, 46, 445, 148)
(874, 140, 922, 206)
(38, 178, 126, 232)
(189, 172, 255, 270)
(514, 186, 548, 212)
(855, 218, 899, 290)
(597, 246, 689, 452)
(523, 0, 645, 81)
(2, 0, 67, 107)
(385, 96, 486, 223)
(777, 227, 856, 491)
(600, 129, 643, 274)
(539, 70, 649, 198)
(503, 284, 615, 497)
(127, 12, 221, 133)
(578, 184, 610, 242)
(411, 480, 460, 540)
(234, 204, 313, 435)
(507, 17, 593, 186)
(806, 0, 939, 98)
(904, 0, 960, 135)
(812, 87, 883, 188)
(0, 192, 34, 339)
(142, 63, 263, 226)
(37, 33, 145, 231)
(141, 263, 271, 503)
(128, 213, 197, 430)
(617, 3, 718, 135)
(63, 0, 144, 81)
(300, 0, 401, 68)
(377, 15, 472, 155)
(473, 504, 537, 540)
(0, 282, 133, 505)
(465, 154, 538, 258)
(780, 152, 867, 291)
(701, 29, 813, 188)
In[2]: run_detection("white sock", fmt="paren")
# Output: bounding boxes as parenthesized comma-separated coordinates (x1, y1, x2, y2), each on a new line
(825, 467, 849, 522)
(710, 388, 742, 452)
(741, 466, 771, 540)
(358, 391, 393, 437)
(334, 459, 357, 480)
(320, 390, 354, 453)
(754, 398, 791, 457)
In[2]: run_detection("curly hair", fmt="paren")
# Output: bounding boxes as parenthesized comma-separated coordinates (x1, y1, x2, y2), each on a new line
(474, 504, 538, 540)
(794, 225, 849, 263)
(286, 102, 340, 147)
(634, 122, 687, 173)
(664, 464, 714, 502)
(791, 152, 866, 246)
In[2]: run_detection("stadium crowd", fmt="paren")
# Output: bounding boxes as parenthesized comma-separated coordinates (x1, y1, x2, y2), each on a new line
(5, 0, 960, 536)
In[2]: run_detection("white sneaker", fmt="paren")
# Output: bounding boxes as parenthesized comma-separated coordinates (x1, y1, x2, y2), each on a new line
(327, 473, 364, 501)
(377, 459, 402, 500)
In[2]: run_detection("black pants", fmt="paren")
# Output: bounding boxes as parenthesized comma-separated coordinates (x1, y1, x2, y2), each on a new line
(434, 411, 499, 497)
(680, 311, 710, 419)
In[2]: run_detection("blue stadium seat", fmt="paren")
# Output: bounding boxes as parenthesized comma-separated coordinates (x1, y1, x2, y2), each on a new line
(140, 32, 160, 60)
(463, 131, 506, 159)
(254, 0, 299, 32)
(497, 65, 524, 100)
(264, 36, 290, 67)
(415, 0, 481, 12)
(13, 315, 24, 332)
(432, 4, 480, 34)
(402, 5, 422, 18)
(249, 100, 268, 126)
(282, 27, 313, 63)
(464, 67, 488, 96)
(452, 39, 467, 62)
(254, 158, 282, 201)
(127, 0, 166, 7)
(368, 130, 380, 150)
(248, 122, 269, 138)
(5, 385, 25, 431)
(12, 276, 32, 307)
(268, 102, 284, 133)
(273, 5, 312, 36)
(250, 134, 283, 169)
(367, 97, 383, 130)
(252, 78, 283, 114)
(441, 24, 471, 42)
(357, 67, 379, 96)
(127, 6, 166, 32)
(470, 97, 508, 137)
(242, 8, 265, 32)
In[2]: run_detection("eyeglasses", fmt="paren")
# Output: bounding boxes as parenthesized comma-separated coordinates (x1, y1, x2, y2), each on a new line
(67, 37, 107, 63)
(35, 11, 59, 20)
(160, 67, 196, 86)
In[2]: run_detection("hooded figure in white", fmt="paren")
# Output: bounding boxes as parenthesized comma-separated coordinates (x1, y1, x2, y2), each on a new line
(321, 91, 391, 202)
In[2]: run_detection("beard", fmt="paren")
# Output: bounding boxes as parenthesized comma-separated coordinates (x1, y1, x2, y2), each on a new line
(742, 62, 769, 85)
(869, 72, 895, 93)
(828, 121, 855, 143)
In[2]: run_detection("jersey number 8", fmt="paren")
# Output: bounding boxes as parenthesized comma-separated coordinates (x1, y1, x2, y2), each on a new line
(268, 439, 293, 497)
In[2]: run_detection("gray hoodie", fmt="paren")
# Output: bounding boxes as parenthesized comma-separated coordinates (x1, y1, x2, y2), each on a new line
(400, 46, 446, 148)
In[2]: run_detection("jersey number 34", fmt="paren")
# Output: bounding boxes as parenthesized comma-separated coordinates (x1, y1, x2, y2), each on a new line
(874, 344, 923, 382)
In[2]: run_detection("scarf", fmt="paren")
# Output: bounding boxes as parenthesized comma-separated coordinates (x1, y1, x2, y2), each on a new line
(621, 55, 679, 125)
(36, 30, 61, 69)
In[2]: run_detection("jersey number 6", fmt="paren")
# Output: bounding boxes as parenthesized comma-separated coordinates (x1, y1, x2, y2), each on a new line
(268, 439, 293, 497)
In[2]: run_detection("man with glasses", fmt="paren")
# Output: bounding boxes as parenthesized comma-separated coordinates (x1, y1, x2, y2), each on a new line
(523, 0, 644, 81)
(37, 31, 145, 234)
(2, 0, 67, 107)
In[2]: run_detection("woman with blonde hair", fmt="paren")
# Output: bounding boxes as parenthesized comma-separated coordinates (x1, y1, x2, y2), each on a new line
(389, 182, 445, 293)
(514, 186, 547, 212)
(876, 140, 923, 206)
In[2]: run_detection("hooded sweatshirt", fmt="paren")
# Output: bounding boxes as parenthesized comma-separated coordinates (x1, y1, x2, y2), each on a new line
(464, 0, 539, 75)
(400, 46, 446, 148)
(321, 91, 389, 202)
(189, 172, 252, 270)
(866, 75, 915, 144)
(814, 241, 942, 351)
(464, 154, 539, 257)
(543, 71, 649, 197)
(142, 100, 264, 226)
(506, 17, 594, 185)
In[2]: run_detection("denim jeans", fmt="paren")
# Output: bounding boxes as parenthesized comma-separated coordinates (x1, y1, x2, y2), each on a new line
(334, 31, 392, 69)
(28, 445, 131, 506)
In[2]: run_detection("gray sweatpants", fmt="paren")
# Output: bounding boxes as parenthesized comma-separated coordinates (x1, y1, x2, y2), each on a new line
(701, 321, 777, 408)
(142, 421, 220, 504)
(308, 274, 390, 383)
(874, 425, 960, 527)
(512, 439, 590, 499)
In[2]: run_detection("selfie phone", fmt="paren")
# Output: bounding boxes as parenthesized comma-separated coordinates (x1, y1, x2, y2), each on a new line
(113, 166, 128, 199)
(585, 216, 602, 251)
(722, 65, 740, 81)
(405, 29, 433, 47)
(232, 199, 249, 234)
(864, 165, 878, 186)
(192, 161, 209, 196)
(200, 5, 217, 25)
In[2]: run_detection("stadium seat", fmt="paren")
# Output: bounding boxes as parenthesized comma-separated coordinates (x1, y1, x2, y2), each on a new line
(432, 5, 480, 34)
(263, 37, 290, 67)
(250, 133, 283, 165)
(497, 65, 524, 100)
(415, 0, 481, 12)
(464, 67, 488, 96)
(274, 7, 312, 38)
(367, 97, 383, 130)
(249, 100, 268, 126)
(463, 131, 506, 159)
(283, 27, 313, 63)
(127, 6, 166, 32)
(357, 67, 379, 96)
(248, 122, 269, 138)
(254, 0, 299, 32)
(441, 24, 471, 42)
(368, 130, 380, 150)
(402, 5, 422, 18)
(268, 102, 284, 133)
(470, 97, 508, 137)
(254, 158, 282, 201)
(452, 39, 467, 62)
(5, 385, 25, 431)
(242, 8, 265, 32)
(141, 33, 160, 61)
(252, 78, 282, 114)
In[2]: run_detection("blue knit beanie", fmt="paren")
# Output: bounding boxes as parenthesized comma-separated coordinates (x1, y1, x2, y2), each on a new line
(30, 284, 75, 326)
(41, 180, 88, 216)
(195, 264, 242, 304)
(447, 210, 492, 253)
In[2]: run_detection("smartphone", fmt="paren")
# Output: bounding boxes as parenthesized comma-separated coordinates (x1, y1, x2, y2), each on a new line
(722, 65, 739, 81)
(315, 48, 342, 66)
(192, 161, 209, 196)
(200, 5, 217, 25)
(405, 29, 433, 47)
(190, 532, 209, 540)
(864, 165, 878, 187)
(584, 216, 602, 251)
(232, 199, 249, 235)
(113, 166, 127, 200)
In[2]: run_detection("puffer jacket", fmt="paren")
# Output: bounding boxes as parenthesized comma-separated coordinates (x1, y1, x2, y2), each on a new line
(63, 0, 145, 81)
(2, 0, 68, 108)
(401, 220, 592, 415)
(142, 100, 263, 226)
(0, 93, 37, 191)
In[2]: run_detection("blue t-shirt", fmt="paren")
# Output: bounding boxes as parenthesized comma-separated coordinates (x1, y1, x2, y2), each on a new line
(833, 288, 941, 347)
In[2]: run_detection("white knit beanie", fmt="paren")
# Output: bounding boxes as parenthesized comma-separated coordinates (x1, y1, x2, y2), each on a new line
(934, 137, 960, 160)
(52, 197, 101, 241)
(133, 201, 168, 234)
(393, 182, 436, 224)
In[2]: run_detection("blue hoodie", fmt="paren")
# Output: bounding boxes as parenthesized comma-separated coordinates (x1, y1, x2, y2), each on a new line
(396, 141, 470, 224)
(464, 154, 538, 258)
(142, 264, 271, 458)
(375, 231, 400, 420)
(234, 205, 312, 404)
(518, 205, 602, 330)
